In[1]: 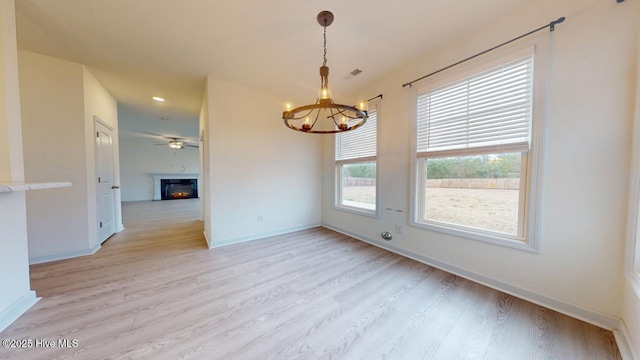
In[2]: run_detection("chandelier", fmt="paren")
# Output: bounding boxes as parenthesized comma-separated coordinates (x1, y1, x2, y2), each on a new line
(282, 11, 368, 134)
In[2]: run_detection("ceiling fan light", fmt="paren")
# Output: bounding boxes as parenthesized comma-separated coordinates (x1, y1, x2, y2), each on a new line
(169, 141, 183, 149)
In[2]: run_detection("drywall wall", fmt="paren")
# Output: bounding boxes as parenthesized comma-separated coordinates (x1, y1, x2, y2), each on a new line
(322, 0, 637, 326)
(119, 136, 199, 201)
(199, 84, 210, 241)
(0, 29, 9, 180)
(0, 0, 23, 182)
(0, 0, 37, 332)
(19, 51, 120, 263)
(205, 76, 321, 246)
(18, 51, 90, 260)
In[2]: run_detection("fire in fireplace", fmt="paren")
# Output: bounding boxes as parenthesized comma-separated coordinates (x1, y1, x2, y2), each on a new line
(160, 179, 198, 200)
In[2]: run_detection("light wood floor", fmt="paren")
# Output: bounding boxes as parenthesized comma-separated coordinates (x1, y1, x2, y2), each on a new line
(0, 199, 621, 359)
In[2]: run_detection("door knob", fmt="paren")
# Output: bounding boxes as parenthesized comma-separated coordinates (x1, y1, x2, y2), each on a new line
(112, 185, 120, 189)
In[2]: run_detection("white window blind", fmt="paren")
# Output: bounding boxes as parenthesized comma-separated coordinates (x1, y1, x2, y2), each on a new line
(417, 55, 533, 157)
(335, 110, 377, 161)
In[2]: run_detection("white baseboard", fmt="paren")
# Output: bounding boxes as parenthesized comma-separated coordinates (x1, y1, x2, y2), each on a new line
(203, 229, 211, 248)
(208, 222, 321, 249)
(29, 243, 101, 265)
(322, 223, 621, 332)
(614, 319, 639, 360)
(0, 291, 39, 333)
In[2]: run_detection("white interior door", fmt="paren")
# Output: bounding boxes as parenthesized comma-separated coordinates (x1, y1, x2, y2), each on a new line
(96, 120, 116, 243)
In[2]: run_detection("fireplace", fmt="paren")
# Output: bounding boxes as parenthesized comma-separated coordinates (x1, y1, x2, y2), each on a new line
(161, 179, 198, 200)
(151, 173, 199, 201)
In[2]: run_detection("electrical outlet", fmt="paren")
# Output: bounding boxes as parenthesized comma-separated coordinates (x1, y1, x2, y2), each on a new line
(257, 215, 263, 222)
(395, 224, 404, 235)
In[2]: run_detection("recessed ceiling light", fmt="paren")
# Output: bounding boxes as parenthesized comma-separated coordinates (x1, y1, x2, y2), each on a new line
(152, 96, 165, 102)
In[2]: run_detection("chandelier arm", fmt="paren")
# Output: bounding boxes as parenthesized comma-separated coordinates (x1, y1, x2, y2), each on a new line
(310, 104, 367, 120)
(311, 108, 321, 129)
(333, 106, 367, 119)
(283, 116, 366, 134)
(329, 108, 340, 127)
(333, 107, 355, 119)
(285, 108, 315, 120)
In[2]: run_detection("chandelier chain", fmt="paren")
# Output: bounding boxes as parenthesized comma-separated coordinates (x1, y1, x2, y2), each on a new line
(322, 26, 327, 67)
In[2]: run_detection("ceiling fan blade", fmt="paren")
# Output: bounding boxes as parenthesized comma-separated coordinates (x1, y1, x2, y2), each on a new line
(184, 145, 199, 148)
(165, 136, 197, 141)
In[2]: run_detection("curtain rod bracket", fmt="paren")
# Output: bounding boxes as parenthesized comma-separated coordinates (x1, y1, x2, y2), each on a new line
(550, 17, 565, 32)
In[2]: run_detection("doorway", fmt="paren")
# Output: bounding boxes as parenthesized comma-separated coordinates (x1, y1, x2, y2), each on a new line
(95, 117, 117, 243)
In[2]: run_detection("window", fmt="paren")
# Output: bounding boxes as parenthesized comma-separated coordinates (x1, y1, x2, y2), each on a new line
(412, 47, 544, 250)
(335, 104, 378, 214)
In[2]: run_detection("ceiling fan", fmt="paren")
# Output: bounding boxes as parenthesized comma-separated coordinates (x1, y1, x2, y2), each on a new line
(154, 137, 198, 149)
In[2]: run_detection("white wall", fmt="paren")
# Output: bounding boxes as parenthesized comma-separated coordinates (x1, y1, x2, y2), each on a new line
(83, 67, 122, 238)
(0, 0, 18, 180)
(18, 51, 90, 261)
(199, 84, 210, 241)
(19, 51, 120, 263)
(0, 0, 37, 332)
(205, 76, 321, 246)
(119, 136, 199, 201)
(322, 0, 637, 331)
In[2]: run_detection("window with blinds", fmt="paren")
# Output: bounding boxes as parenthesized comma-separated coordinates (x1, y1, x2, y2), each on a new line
(335, 110, 377, 162)
(417, 55, 533, 158)
(335, 107, 378, 214)
(412, 49, 543, 247)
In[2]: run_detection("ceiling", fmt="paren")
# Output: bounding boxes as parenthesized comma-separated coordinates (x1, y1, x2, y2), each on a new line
(14, 0, 533, 139)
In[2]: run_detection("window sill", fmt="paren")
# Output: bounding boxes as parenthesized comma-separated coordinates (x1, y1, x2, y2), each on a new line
(409, 219, 537, 252)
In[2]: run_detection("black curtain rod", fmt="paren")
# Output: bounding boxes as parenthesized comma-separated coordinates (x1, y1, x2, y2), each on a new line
(367, 94, 383, 102)
(402, 17, 566, 88)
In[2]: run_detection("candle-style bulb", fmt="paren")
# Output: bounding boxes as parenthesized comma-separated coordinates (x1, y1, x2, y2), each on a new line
(357, 97, 368, 111)
(319, 86, 331, 100)
(302, 117, 312, 131)
(338, 116, 348, 131)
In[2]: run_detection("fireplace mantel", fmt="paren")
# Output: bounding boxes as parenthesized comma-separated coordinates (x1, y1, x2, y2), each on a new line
(150, 173, 199, 201)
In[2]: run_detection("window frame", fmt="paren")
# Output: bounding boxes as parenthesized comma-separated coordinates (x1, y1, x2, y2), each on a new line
(626, 31, 640, 296)
(416, 151, 528, 241)
(409, 39, 548, 252)
(334, 101, 380, 217)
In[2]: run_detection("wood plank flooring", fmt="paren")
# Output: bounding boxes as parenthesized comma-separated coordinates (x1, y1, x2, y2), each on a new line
(0, 199, 621, 359)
